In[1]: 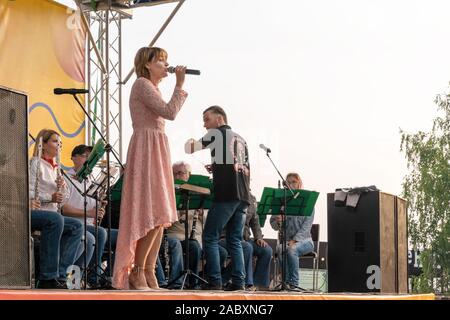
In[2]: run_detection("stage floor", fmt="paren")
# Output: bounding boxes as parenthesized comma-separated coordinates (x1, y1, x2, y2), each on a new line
(0, 289, 435, 300)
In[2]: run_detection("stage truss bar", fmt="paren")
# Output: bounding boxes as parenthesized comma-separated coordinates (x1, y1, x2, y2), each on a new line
(79, 1, 181, 12)
(130, 0, 182, 9)
(77, 2, 107, 74)
(86, 8, 125, 161)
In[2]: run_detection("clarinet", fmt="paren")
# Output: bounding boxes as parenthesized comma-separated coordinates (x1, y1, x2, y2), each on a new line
(277, 218, 284, 245)
(162, 228, 170, 282)
(55, 143, 63, 212)
(96, 185, 108, 225)
(34, 137, 43, 202)
(190, 210, 199, 240)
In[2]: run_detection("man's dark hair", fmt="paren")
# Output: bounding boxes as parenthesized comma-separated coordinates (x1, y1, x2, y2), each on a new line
(71, 144, 93, 157)
(203, 105, 228, 124)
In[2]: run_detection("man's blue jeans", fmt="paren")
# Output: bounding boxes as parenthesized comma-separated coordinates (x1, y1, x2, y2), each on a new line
(31, 210, 83, 280)
(156, 236, 182, 287)
(155, 236, 202, 288)
(248, 239, 273, 288)
(74, 226, 95, 273)
(278, 240, 314, 286)
(203, 200, 248, 287)
(220, 239, 252, 286)
(221, 239, 272, 287)
(86, 225, 118, 283)
(179, 239, 202, 287)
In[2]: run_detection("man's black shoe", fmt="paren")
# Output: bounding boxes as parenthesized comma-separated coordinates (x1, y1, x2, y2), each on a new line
(167, 284, 182, 290)
(36, 279, 67, 289)
(89, 280, 114, 290)
(224, 283, 245, 291)
(286, 283, 312, 292)
(200, 282, 222, 290)
(245, 285, 257, 292)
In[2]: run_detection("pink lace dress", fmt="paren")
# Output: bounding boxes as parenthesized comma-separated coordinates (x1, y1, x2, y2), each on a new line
(112, 77, 187, 289)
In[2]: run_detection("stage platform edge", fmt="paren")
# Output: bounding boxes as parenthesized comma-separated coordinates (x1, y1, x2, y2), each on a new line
(0, 289, 435, 300)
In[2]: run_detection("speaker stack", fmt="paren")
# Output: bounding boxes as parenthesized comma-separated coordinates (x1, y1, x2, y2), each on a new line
(327, 190, 408, 293)
(0, 85, 31, 288)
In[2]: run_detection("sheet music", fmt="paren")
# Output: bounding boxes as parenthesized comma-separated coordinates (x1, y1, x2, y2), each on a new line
(86, 166, 120, 197)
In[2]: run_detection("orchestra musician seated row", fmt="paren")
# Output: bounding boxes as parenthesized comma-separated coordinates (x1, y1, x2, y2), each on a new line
(30, 131, 313, 291)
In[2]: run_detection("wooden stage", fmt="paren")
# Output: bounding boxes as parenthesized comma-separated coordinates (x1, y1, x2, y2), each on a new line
(0, 289, 435, 300)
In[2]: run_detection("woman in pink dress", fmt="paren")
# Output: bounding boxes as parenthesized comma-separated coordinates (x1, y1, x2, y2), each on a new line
(112, 47, 187, 290)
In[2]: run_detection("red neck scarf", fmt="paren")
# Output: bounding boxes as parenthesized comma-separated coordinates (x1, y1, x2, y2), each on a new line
(42, 156, 58, 169)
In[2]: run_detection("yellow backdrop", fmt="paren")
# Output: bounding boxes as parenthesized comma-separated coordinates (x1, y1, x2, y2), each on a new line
(0, 0, 86, 167)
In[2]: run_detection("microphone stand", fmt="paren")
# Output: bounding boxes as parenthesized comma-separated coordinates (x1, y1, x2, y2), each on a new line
(261, 148, 297, 291)
(68, 93, 125, 284)
(84, 172, 113, 288)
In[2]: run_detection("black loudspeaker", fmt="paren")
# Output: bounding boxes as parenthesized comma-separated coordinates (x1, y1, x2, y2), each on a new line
(327, 191, 408, 293)
(0, 85, 31, 288)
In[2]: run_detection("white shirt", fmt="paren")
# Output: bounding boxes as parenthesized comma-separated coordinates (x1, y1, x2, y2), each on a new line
(64, 168, 98, 225)
(29, 157, 68, 212)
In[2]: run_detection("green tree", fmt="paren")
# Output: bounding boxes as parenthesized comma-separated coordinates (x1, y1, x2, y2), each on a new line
(400, 91, 450, 294)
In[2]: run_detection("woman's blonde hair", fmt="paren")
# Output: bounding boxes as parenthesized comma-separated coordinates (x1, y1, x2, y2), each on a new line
(33, 129, 60, 157)
(286, 172, 303, 189)
(134, 47, 168, 79)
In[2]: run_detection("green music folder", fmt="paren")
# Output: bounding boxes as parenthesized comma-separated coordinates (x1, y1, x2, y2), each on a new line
(257, 187, 319, 227)
(76, 139, 105, 182)
(175, 174, 213, 210)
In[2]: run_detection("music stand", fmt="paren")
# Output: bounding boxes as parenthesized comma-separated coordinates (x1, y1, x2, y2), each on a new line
(257, 187, 319, 291)
(167, 175, 212, 289)
(61, 92, 124, 290)
(75, 139, 105, 288)
(83, 163, 119, 288)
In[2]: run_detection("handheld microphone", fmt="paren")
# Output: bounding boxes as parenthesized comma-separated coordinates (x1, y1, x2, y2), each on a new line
(259, 144, 271, 153)
(54, 88, 89, 95)
(167, 66, 201, 75)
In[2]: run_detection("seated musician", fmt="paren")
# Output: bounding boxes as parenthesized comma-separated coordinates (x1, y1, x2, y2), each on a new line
(155, 161, 203, 289)
(269, 172, 315, 291)
(30, 129, 83, 289)
(62, 145, 118, 288)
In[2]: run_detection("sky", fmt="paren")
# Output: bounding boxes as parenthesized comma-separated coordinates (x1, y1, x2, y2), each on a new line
(58, 0, 450, 241)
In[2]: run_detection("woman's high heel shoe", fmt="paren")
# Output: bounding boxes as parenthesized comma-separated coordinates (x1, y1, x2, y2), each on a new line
(145, 266, 164, 290)
(129, 266, 150, 290)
